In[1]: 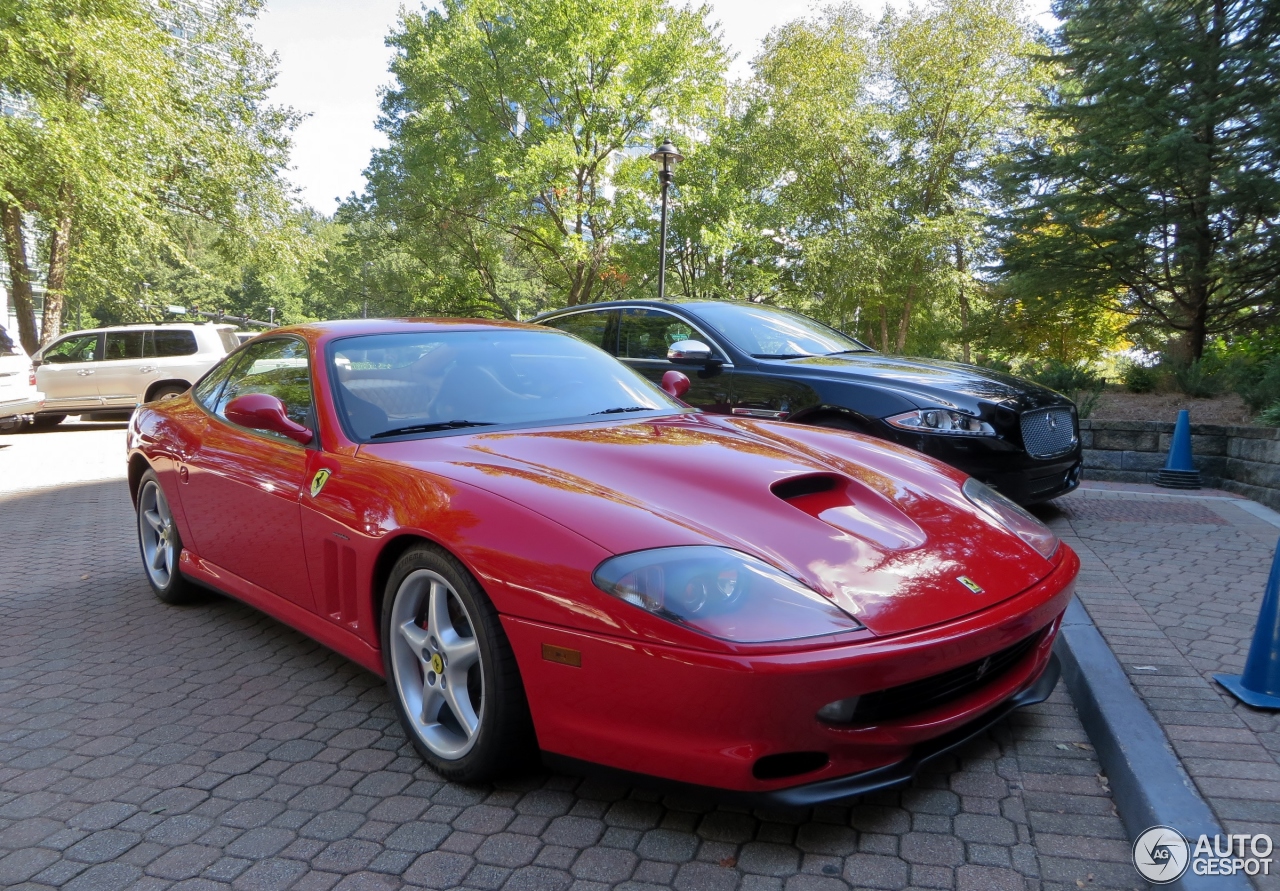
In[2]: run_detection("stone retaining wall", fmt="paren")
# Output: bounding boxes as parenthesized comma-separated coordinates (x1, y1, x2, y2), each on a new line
(1081, 419, 1280, 509)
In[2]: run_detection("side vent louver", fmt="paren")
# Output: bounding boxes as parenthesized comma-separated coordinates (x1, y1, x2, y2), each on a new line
(322, 539, 361, 629)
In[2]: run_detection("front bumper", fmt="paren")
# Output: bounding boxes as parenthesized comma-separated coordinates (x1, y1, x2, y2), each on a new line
(503, 547, 1078, 798)
(890, 428, 1082, 504)
(545, 653, 1060, 807)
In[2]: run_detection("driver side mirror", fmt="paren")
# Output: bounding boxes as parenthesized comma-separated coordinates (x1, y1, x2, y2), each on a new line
(225, 393, 313, 445)
(667, 340, 719, 366)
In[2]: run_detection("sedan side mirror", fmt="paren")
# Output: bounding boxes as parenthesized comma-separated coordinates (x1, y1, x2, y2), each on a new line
(667, 340, 719, 366)
(224, 393, 313, 445)
(661, 370, 691, 399)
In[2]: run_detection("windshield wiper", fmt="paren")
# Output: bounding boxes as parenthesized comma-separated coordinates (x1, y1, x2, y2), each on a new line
(590, 405, 654, 415)
(752, 353, 811, 359)
(826, 348, 873, 355)
(369, 420, 496, 439)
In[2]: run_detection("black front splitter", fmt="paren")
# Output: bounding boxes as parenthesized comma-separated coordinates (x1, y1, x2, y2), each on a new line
(543, 654, 1061, 809)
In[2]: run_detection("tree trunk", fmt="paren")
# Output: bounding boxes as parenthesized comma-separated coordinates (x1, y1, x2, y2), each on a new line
(895, 285, 915, 354)
(0, 200, 40, 355)
(956, 242, 970, 364)
(878, 304, 889, 352)
(41, 195, 74, 347)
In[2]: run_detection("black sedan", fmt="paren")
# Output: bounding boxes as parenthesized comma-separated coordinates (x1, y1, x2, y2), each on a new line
(537, 300, 1081, 504)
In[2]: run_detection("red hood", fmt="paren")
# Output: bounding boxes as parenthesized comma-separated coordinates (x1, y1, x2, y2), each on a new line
(363, 414, 1053, 637)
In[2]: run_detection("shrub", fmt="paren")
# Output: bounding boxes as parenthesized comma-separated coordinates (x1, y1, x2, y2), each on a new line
(1023, 359, 1105, 419)
(1258, 402, 1280, 427)
(1171, 359, 1220, 398)
(1234, 358, 1280, 412)
(1121, 360, 1159, 393)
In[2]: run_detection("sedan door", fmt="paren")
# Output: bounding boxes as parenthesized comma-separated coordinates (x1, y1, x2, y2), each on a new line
(35, 332, 104, 411)
(180, 337, 316, 610)
(615, 308, 733, 412)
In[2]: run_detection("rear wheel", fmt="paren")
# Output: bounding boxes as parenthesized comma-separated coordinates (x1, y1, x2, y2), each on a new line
(149, 384, 187, 403)
(136, 470, 199, 604)
(31, 414, 66, 428)
(382, 544, 535, 782)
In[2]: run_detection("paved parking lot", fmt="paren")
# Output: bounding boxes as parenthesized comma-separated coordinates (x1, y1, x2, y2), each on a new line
(0, 422, 1139, 891)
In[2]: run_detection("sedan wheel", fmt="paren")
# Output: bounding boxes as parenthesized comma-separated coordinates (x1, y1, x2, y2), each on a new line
(382, 545, 535, 782)
(136, 470, 197, 604)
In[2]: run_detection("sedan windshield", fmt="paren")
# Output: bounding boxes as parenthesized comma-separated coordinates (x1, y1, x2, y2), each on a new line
(330, 330, 680, 440)
(692, 303, 872, 359)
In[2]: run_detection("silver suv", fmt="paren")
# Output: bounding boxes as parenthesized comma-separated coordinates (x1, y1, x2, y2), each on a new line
(32, 323, 238, 426)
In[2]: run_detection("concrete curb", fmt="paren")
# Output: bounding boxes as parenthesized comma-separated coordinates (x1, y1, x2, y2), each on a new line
(1054, 598, 1250, 891)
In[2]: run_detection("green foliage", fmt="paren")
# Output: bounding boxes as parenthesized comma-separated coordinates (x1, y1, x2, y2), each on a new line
(1171, 360, 1220, 399)
(1257, 402, 1280, 428)
(0, 0, 301, 349)
(1121, 360, 1159, 394)
(997, 0, 1280, 361)
(1021, 359, 1105, 417)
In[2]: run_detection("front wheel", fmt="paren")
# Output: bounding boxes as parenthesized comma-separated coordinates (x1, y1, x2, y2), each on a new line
(382, 544, 535, 782)
(136, 470, 199, 604)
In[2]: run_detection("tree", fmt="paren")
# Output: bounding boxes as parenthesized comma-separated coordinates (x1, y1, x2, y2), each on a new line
(0, 0, 298, 352)
(998, 0, 1280, 361)
(356, 0, 727, 320)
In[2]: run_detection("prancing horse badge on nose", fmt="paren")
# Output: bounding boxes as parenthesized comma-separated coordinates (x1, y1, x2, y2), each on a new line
(957, 576, 984, 594)
(310, 469, 331, 498)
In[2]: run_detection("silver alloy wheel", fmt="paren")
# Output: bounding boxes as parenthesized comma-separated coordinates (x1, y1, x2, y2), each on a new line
(138, 480, 176, 588)
(389, 569, 484, 759)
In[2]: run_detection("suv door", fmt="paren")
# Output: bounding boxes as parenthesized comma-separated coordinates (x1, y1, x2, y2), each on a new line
(36, 332, 104, 410)
(182, 337, 316, 610)
(615, 308, 733, 412)
(98, 330, 150, 407)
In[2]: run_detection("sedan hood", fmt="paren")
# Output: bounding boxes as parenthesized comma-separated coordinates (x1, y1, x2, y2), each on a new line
(365, 414, 1053, 637)
(781, 354, 1065, 409)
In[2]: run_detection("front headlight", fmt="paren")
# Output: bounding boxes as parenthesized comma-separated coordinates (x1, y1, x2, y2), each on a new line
(593, 546, 863, 643)
(963, 478, 1059, 558)
(886, 409, 995, 435)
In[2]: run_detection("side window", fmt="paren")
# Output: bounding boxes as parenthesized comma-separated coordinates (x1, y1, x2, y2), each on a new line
(217, 328, 241, 353)
(151, 330, 198, 357)
(104, 331, 146, 361)
(192, 354, 245, 411)
(42, 334, 100, 364)
(618, 309, 698, 361)
(213, 338, 314, 440)
(545, 310, 616, 352)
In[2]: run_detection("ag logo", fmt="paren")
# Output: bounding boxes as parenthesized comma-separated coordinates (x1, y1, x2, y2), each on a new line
(957, 576, 984, 594)
(1133, 825, 1190, 883)
(309, 469, 331, 498)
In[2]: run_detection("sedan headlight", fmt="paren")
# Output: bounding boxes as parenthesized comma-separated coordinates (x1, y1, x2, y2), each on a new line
(886, 409, 995, 435)
(593, 546, 863, 643)
(963, 478, 1059, 558)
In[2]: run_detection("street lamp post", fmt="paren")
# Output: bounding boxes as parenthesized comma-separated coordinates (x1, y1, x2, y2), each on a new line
(649, 140, 684, 300)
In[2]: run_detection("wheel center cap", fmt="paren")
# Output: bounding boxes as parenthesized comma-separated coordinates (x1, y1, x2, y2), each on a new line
(430, 653, 444, 675)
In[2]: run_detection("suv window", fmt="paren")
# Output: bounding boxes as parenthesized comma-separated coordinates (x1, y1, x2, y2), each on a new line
(545, 310, 616, 352)
(43, 334, 100, 364)
(618, 309, 701, 360)
(105, 330, 146, 361)
(151, 329, 198, 357)
(213, 338, 313, 440)
(217, 329, 241, 353)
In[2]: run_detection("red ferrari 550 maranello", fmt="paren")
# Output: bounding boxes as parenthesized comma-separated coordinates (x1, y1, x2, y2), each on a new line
(127, 319, 1078, 805)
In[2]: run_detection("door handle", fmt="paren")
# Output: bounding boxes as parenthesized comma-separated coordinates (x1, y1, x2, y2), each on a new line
(76, 369, 95, 376)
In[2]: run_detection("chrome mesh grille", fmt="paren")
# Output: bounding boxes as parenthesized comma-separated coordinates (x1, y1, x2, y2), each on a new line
(1020, 407, 1077, 458)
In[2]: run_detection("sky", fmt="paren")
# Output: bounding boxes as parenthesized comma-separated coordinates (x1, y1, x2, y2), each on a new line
(252, 1, 1050, 214)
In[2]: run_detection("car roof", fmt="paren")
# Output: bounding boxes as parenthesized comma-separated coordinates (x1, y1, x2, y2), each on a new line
(270, 318, 547, 338)
(48, 322, 235, 336)
(532, 299, 760, 320)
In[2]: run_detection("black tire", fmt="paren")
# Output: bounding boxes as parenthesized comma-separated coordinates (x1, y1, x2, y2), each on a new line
(31, 414, 66, 428)
(149, 384, 188, 403)
(0, 417, 26, 434)
(136, 470, 200, 604)
(381, 543, 536, 783)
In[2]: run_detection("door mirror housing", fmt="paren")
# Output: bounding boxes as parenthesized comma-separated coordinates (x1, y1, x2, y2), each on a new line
(224, 393, 313, 445)
(661, 370, 691, 399)
(667, 340, 719, 366)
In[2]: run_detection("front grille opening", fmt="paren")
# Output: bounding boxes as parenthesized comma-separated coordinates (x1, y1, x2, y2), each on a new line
(771, 474, 839, 501)
(753, 751, 830, 780)
(1020, 407, 1077, 459)
(834, 633, 1040, 724)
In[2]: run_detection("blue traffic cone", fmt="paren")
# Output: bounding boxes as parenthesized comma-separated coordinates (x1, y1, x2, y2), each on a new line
(1214, 536, 1280, 709)
(1155, 409, 1201, 489)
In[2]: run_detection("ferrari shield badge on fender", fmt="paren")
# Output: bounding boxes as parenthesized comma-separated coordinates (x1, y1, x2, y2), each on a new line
(957, 576, 984, 594)
(309, 469, 331, 498)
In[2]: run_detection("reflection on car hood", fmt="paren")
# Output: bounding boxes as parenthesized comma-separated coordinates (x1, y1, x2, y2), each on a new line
(365, 414, 1051, 636)
(781, 354, 1066, 407)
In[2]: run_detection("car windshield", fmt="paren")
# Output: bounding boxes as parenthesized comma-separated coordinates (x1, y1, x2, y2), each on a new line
(691, 303, 872, 359)
(330, 329, 681, 440)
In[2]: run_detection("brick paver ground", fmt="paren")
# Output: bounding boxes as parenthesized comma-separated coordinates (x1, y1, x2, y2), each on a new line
(1, 422, 1139, 891)
(1045, 485, 1280, 891)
